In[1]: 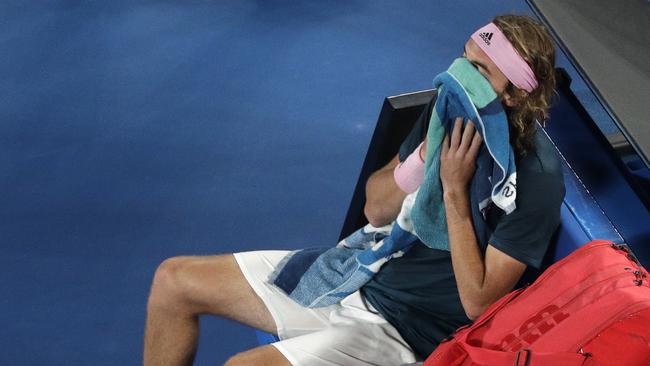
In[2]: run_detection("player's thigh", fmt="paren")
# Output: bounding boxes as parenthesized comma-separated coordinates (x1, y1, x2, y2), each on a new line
(154, 253, 276, 333)
(232, 250, 337, 339)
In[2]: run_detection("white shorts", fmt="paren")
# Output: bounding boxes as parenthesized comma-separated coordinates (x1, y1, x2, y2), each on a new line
(233, 250, 419, 366)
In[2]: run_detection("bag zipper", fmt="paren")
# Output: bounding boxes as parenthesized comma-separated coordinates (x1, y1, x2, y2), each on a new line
(504, 261, 641, 314)
(571, 298, 650, 351)
(518, 242, 623, 295)
(501, 271, 641, 351)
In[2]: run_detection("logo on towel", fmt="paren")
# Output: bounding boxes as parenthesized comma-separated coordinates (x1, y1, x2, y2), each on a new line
(479, 32, 493, 46)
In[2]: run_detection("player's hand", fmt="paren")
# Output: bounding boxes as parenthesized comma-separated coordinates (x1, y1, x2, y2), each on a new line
(440, 117, 482, 193)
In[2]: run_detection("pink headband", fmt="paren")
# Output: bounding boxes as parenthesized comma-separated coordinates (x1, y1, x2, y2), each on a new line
(470, 23, 538, 93)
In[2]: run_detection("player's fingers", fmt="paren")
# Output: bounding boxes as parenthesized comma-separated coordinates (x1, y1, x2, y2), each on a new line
(441, 133, 450, 158)
(450, 117, 463, 150)
(467, 129, 483, 159)
(458, 120, 476, 153)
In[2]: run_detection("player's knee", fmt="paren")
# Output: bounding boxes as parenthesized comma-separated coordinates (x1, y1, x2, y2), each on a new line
(148, 256, 190, 308)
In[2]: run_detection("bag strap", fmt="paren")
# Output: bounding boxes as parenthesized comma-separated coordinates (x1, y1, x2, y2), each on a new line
(458, 341, 588, 366)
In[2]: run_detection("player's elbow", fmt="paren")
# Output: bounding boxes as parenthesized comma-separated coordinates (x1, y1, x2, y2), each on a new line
(462, 300, 488, 321)
(464, 308, 484, 322)
(364, 201, 392, 228)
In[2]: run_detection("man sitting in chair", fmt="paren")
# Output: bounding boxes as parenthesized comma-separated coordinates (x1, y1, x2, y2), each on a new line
(143, 14, 564, 366)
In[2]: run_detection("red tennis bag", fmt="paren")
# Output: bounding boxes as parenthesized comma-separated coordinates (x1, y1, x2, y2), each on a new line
(424, 240, 650, 366)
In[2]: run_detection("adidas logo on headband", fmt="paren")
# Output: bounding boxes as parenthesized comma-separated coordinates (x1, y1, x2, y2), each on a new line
(479, 32, 493, 45)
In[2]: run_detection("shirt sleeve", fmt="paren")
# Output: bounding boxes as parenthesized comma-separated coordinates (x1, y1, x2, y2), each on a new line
(488, 172, 565, 269)
(398, 97, 435, 162)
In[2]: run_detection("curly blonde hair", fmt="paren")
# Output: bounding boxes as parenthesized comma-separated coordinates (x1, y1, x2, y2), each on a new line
(492, 14, 557, 156)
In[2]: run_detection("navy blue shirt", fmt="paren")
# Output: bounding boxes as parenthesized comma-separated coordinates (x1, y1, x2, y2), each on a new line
(361, 98, 565, 359)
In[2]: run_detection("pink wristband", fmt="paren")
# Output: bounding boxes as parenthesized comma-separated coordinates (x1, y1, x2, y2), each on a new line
(393, 142, 425, 193)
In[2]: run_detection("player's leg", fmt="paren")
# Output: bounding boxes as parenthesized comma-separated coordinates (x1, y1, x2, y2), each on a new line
(143, 253, 277, 366)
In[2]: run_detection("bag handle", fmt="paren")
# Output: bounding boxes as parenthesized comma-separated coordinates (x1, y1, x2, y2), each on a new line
(458, 341, 589, 366)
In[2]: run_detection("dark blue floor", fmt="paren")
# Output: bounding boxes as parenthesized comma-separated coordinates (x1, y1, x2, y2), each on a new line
(0, 1, 616, 365)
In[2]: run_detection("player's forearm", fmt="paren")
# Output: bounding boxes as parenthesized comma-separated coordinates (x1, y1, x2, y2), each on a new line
(444, 189, 489, 320)
(364, 164, 407, 227)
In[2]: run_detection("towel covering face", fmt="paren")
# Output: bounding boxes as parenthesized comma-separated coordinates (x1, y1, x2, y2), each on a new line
(411, 57, 517, 250)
